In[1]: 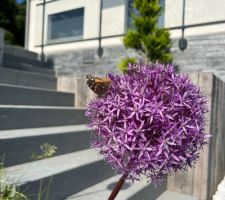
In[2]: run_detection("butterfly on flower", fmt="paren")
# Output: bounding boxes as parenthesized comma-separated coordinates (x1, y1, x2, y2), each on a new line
(86, 75, 111, 96)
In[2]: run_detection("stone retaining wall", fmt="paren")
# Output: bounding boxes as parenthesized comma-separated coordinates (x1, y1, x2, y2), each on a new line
(167, 72, 225, 200)
(49, 32, 225, 76)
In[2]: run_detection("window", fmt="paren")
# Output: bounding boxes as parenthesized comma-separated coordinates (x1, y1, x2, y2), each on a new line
(127, 0, 165, 29)
(127, 0, 135, 29)
(48, 8, 84, 42)
(158, 0, 165, 28)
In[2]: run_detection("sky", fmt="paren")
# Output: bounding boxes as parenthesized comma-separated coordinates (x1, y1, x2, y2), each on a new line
(16, 0, 25, 3)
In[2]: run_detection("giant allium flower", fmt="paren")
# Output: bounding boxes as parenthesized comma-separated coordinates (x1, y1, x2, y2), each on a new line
(85, 63, 210, 184)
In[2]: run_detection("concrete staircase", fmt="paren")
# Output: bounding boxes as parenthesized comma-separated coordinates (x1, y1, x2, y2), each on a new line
(0, 43, 198, 199)
(0, 45, 155, 200)
(0, 45, 56, 90)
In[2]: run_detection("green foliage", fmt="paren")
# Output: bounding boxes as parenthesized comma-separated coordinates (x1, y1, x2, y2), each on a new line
(0, 0, 26, 46)
(31, 143, 57, 200)
(0, 156, 5, 177)
(0, 142, 57, 200)
(0, 184, 28, 200)
(123, 0, 172, 65)
(0, 156, 28, 200)
(4, 31, 15, 45)
(31, 143, 58, 160)
(36, 177, 53, 200)
(118, 57, 136, 73)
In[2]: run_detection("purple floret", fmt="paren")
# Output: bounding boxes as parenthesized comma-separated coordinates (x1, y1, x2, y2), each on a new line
(85, 63, 210, 184)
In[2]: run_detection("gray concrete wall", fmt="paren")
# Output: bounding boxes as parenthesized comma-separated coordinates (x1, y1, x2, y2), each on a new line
(167, 72, 225, 200)
(54, 45, 140, 107)
(49, 45, 141, 77)
(54, 32, 225, 109)
(207, 72, 225, 200)
(49, 32, 225, 77)
(171, 33, 225, 72)
(57, 76, 95, 107)
(167, 72, 213, 200)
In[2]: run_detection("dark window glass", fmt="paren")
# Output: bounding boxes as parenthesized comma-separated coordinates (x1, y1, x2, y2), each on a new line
(48, 8, 84, 41)
(127, 0, 165, 30)
(158, 0, 165, 28)
(127, 0, 135, 29)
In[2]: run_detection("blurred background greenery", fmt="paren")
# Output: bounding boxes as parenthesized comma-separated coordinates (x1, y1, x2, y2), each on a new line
(0, 0, 26, 46)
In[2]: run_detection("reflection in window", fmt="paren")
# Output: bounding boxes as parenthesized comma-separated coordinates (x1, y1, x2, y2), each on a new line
(127, 0, 165, 29)
(48, 8, 84, 41)
(158, 0, 165, 28)
(127, 0, 135, 29)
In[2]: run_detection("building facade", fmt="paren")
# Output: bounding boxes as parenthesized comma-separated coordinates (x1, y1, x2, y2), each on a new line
(26, 0, 225, 77)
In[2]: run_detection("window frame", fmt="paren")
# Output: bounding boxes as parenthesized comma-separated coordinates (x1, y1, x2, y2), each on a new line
(47, 7, 85, 44)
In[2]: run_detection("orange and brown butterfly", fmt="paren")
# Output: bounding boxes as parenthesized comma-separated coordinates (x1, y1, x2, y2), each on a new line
(86, 75, 112, 96)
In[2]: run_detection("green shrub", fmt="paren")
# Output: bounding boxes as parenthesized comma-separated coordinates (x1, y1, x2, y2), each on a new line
(120, 0, 172, 72)
(4, 30, 15, 45)
(0, 143, 58, 200)
(0, 157, 27, 200)
(118, 57, 136, 73)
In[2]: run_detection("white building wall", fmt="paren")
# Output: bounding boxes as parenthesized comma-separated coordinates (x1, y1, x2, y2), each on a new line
(165, 0, 225, 37)
(27, 0, 225, 53)
(102, 0, 125, 36)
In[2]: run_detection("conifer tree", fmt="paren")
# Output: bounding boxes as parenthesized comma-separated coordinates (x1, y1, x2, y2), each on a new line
(119, 0, 172, 72)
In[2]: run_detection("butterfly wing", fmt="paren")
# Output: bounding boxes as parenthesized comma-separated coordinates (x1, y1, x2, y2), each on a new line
(86, 75, 111, 96)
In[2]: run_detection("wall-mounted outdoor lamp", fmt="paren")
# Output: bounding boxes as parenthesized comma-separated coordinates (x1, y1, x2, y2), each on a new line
(179, 37, 188, 51)
(179, 0, 188, 51)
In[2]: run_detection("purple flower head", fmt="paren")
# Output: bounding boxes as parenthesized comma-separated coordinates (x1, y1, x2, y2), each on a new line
(85, 63, 210, 184)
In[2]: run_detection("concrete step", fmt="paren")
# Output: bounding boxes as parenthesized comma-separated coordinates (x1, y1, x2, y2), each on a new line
(0, 106, 86, 130)
(3, 59, 55, 76)
(0, 83, 74, 106)
(127, 182, 166, 200)
(156, 190, 198, 200)
(3, 53, 48, 68)
(0, 67, 56, 89)
(3, 149, 115, 200)
(66, 176, 166, 200)
(4, 44, 38, 60)
(0, 125, 90, 167)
